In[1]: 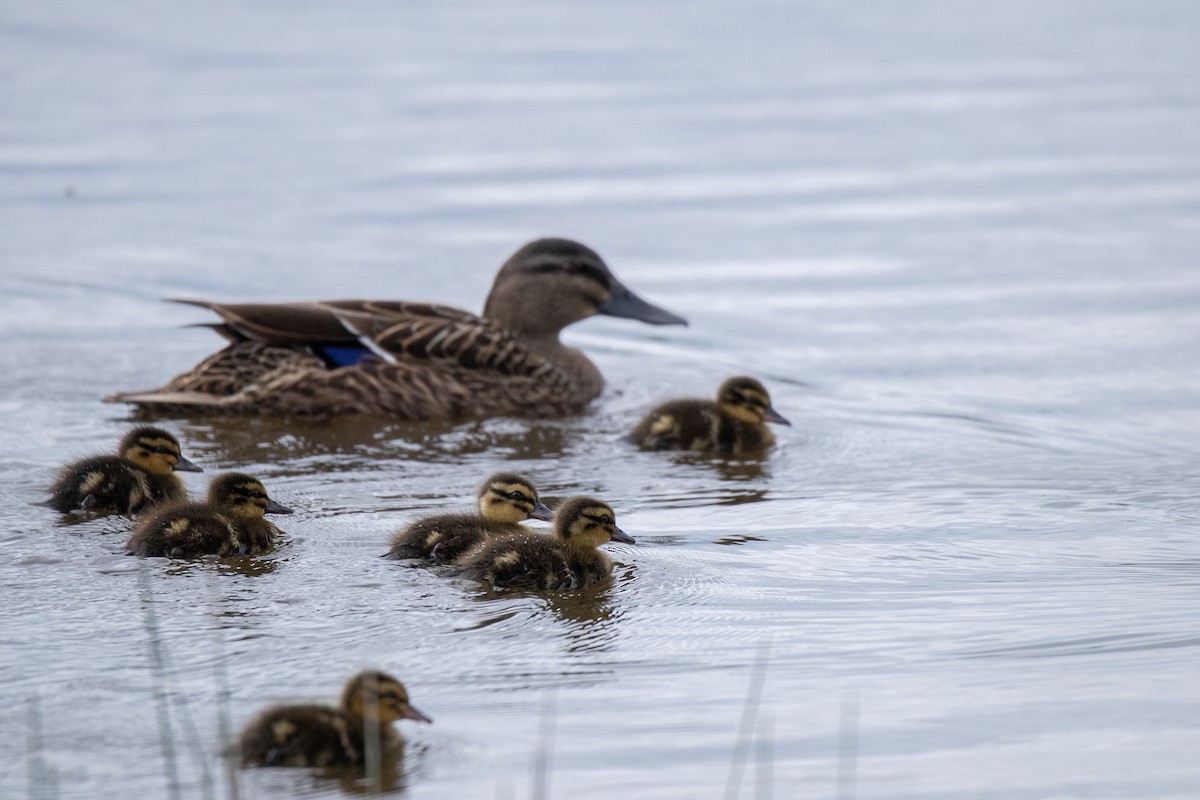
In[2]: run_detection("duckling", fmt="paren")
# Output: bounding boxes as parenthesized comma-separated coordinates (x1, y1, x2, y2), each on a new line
(239, 670, 431, 768)
(106, 237, 687, 419)
(630, 376, 790, 456)
(125, 472, 292, 558)
(46, 426, 203, 514)
(384, 472, 552, 564)
(458, 496, 635, 590)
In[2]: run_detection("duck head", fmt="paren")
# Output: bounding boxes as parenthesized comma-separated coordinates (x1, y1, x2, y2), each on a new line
(478, 472, 553, 522)
(483, 238, 687, 338)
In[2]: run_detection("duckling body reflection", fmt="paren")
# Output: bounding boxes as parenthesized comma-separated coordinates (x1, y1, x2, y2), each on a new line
(458, 497, 634, 590)
(385, 473, 551, 564)
(239, 670, 430, 768)
(107, 238, 686, 419)
(126, 473, 291, 558)
(47, 426, 202, 514)
(631, 376, 790, 456)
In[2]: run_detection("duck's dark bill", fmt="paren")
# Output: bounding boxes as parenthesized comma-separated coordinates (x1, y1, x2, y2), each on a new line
(402, 705, 433, 724)
(599, 283, 687, 326)
(174, 454, 205, 473)
(531, 500, 554, 521)
(610, 526, 636, 544)
(763, 406, 791, 426)
(266, 499, 294, 514)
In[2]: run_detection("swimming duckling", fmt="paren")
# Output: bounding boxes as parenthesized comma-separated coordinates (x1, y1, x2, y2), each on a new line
(239, 670, 431, 768)
(106, 237, 687, 419)
(630, 376, 790, 456)
(126, 472, 292, 558)
(46, 426, 203, 514)
(458, 496, 635, 590)
(384, 472, 552, 564)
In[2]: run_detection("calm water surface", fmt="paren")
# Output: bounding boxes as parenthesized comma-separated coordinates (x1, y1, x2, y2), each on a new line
(2, 1, 1199, 798)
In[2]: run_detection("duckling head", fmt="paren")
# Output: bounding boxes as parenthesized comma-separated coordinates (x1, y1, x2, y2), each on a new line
(717, 376, 791, 427)
(554, 496, 636, 549)
(477, 472, 553, 523)
(207, 473, 293, 519)
(342, 670, 432, 725)
(483, 238, 687, 338)
(120, 426, 203, 476)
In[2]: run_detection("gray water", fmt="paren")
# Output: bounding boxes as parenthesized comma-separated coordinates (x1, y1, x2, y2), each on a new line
(2, 1, 1199, 798)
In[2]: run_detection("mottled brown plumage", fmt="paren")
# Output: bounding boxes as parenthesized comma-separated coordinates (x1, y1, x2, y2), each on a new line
(458, 496, 635, 590)
(126, 472, 292, 558)
(384, 473, 552, 563)
(106, 238, 686, 419)
(238, 670, 430, 768)
(630, 376, 790, 456)
(46, 426, 202, 514)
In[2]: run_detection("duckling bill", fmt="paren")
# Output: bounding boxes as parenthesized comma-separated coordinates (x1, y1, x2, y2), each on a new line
(46, 426, 202, 514)
(631, 376, 789, 456)
(384, 472, 551, 564)
(106, 237, 687, 419)
(457, 496, 634, 591)
(126, 472, 291, 558)
(238, 670, 430, 768)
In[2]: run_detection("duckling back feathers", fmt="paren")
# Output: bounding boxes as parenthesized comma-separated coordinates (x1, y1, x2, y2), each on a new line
(384, 472, 550, 563)
(125, 472, 291, 558)
(631, 376, 789, 456)
(238, 670, 430, 768)
(458, 496, 634, 590)
(46, 426, 201, 514)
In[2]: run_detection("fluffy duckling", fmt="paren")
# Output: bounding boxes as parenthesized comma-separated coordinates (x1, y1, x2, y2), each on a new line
(384, 472, 552, 564)
(239, 670, 431, 768)
(126, 472, 292, 558)
(46, 426, 203, 514)
(630, 376, 790, 456)
(458, 496, 635, 590)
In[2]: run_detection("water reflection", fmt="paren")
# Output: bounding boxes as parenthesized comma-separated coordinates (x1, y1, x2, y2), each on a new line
(238, 739, 421, 798)
(318, 739, 420, 797)
(157, 554, 282, 578)
(122, 414, 584, 473)
(452, 570, 630, 656)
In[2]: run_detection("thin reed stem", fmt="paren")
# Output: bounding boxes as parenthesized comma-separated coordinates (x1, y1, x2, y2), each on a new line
(530, 688, 557, 800)
(724, 641, 771, 800)
(138, 568, 182, 800)
(204, 580, 240, 800)
(363, 671, 384, 794)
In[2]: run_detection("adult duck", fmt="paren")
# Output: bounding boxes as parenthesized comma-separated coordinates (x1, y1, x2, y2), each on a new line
(107, 238, 686, 419)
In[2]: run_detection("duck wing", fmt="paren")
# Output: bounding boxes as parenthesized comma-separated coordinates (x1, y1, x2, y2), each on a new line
(322, 301, 555, 378)
(171, 299, 428, 345)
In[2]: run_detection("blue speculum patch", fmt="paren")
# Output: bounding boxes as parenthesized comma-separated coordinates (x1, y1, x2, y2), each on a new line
(315, 344, 372, 368)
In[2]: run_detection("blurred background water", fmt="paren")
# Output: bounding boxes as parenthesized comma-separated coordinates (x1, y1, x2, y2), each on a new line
(2, 1, 1199, 798)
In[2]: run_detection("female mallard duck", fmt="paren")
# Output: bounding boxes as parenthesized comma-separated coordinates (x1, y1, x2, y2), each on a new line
(384, 472, 552, 564)
(630, 376, 790, 456)
(106, 237, 686, 419)
(457, 496, 635, 590)
(126, 472, 292, 558)
(46, 426, 203, 514)
(239, 670, 431, 768)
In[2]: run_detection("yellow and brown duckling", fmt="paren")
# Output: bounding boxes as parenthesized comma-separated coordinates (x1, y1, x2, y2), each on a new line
(46, 426, 203, 514)
(125, 472, 292, 558)
(457, 496, 635, 591)
(384, 472, 552, 564)
(630, 376, 790, 456)
(239, 670, 431, 769)
(106, 237, 687, 419)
